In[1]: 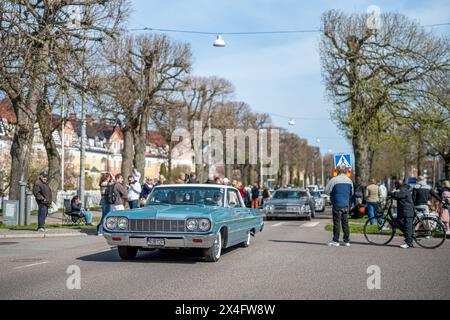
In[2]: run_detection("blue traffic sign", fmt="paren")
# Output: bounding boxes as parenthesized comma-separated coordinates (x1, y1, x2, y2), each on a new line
(334, 154, 352, 170)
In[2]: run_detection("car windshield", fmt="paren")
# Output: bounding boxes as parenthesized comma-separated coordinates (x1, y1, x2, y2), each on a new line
(147, 187, 226, 207)
(273, 191, 307, 199)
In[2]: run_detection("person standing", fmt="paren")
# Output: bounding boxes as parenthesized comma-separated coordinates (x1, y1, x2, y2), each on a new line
(412, 176, 442, 217)
(390, 179, 415, 249)
(325, 164, 354, 247)
(251, 184, 260, 209)
(33, 171, 52, 232)
(188, 173, 198, 184)
(378, 181, 388, 208)
(176, 173, 186, 184)
(98, 172, 113, 235)
(262, 188, 271, 207)
(127, 174, 141, 209)
(365, 178, 381, 225)
(353, 176, 365, 208)
(111, 174, 128, 211)
(141, 177, 154, 201)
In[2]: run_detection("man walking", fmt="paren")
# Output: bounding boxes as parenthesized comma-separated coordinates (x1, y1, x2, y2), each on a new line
(325, 164, 354, 247)
(127, 174, 141, 209)
(33, 171, 52, 232)
(390, 179, 415, 249)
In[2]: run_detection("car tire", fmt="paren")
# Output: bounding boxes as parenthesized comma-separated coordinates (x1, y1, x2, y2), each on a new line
(118, 246, 138, 260)
(204, 232, 222, 262)
(241, 231, 251, 248)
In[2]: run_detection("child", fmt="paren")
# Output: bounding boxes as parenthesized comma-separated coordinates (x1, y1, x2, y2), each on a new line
(438, 191, 450, 234)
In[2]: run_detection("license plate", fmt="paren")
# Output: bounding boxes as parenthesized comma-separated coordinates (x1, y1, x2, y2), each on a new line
(147, 238, 165, 246)
(287, 207, 298, 212)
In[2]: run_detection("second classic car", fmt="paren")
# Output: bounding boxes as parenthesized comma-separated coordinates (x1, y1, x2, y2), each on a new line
(263, 188, 316, 220)
(103, 184, 264, 262)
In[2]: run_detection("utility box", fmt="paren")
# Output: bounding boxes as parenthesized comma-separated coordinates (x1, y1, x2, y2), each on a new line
(2, 200, 19, 226)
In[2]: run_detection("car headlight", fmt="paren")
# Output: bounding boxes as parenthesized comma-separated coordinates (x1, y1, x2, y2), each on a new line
(198, 219, 211, 232)
(264, 205, 274, 212)
(105, 217, 118, 230)
(117, 218, 128, 230)
(186, 219, 198, 231)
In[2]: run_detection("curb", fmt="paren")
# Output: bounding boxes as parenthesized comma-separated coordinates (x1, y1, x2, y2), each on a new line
(0, 233, 89, 239)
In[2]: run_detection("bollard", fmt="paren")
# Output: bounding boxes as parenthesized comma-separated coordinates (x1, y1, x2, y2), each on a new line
(19, 182, 27, 226)
(25, 190, 33, 226)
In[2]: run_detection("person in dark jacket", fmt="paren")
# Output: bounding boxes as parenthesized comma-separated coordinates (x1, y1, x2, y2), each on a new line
(390, 180, 415, 249)
(412, 176, 441, 216)
(141, 177, 154, 201)
(188, 173, 198, 184)
(251, 184, 260, 209)
(71, 196, 94, 225)
(33, 171, 52, 232)
(325, 164, 354, 247)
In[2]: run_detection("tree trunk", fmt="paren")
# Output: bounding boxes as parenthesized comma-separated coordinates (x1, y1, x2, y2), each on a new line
(352, 129, 371, 183)
(37, 104, 61, 198)
(9, 99, 38, 200)
(133, 109, 149, 181)
(444, 154, 450, 181)
(121, 127, 134, 180)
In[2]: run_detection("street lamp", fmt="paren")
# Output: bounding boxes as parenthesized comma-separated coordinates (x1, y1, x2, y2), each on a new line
(213, 34, 226, 47)
(316, 138, 324, 187)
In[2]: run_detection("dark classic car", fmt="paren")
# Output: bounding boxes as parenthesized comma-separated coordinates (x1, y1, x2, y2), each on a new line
(103, 185, 264, 262)
(263, 188, 316, 220)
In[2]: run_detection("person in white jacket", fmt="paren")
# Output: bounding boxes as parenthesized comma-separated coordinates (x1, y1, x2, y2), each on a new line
(127, 169, 142, 209)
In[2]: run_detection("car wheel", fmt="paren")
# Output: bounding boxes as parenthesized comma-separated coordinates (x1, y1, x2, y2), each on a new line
(241, 231, 251, 248)
(118, 246, 138, 260)
(204, 232, 222, 262)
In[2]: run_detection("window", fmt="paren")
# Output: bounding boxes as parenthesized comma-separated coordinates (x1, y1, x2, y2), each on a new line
(227, 190, 242, 208)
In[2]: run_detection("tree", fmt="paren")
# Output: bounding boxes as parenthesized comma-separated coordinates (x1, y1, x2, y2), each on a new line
(0, 0, 128, 199)
(102, 34, 191, 180)
(320, 10, 449, 182)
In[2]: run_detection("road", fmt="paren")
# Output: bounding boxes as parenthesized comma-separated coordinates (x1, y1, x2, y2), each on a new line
(1, 209, 449, 300)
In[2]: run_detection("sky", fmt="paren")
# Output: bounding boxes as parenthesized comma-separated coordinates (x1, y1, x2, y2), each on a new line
(127, 0, 450, 156)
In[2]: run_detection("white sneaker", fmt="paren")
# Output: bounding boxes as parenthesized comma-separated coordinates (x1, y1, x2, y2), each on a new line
(446, 231, 450, 236)
(381, 226, 391, 231)
(400, 243, 411, 249)
(343, 242, 351, 247)
(328, 241, 340, 247)
(97, 233, 103, 237)
(37, 228, 45, 232)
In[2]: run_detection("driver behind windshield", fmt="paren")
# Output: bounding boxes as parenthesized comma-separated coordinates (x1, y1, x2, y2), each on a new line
(213, 192, 223, 206)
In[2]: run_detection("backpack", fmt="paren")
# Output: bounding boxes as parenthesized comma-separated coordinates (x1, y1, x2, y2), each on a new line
(106, 183, 117, 205)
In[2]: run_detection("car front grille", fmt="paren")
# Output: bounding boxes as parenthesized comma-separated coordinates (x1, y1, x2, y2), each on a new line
(129, 219, 186, 233)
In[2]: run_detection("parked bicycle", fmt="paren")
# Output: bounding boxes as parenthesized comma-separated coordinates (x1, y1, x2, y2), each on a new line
(363, 197, 447, 249)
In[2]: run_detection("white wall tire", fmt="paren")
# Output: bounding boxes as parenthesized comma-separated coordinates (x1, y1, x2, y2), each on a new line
(204, 232, 222, 262)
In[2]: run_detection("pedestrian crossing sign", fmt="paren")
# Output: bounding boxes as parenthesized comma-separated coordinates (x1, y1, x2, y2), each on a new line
(334, 154, 352, 170)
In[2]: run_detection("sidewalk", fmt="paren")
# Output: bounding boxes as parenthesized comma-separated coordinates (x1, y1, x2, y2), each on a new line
(0, 210, 102, 239)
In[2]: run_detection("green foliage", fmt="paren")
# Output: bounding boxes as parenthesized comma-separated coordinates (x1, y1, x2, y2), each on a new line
(159, 163, 168, 179)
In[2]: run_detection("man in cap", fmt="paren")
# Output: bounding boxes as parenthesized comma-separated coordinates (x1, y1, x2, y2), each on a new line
(33, 170, 53, 232)
(325, 164, 354, 247)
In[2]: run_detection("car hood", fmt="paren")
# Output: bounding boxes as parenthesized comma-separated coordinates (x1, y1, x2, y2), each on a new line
(106, 205, 219, 220)
(266, 199, 308, 205)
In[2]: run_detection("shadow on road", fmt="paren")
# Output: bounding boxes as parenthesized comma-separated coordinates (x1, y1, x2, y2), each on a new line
(77, 246, 241, 264)
(269, 239, 399, 248)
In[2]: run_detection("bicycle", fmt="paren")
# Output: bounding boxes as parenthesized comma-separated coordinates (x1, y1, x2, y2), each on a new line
(363, 197, 447, 249)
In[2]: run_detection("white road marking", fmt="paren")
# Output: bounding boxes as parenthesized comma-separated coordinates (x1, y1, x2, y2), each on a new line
(272, 222, 285, 227)
(13, 261, 49, 270)
(302, 222, 320, 228)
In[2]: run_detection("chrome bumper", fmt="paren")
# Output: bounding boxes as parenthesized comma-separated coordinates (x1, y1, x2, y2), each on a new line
(103, 232, 216, 249)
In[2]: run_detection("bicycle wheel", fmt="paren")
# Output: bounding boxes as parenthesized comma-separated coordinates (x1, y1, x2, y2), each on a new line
(364, 217, 395, 245)
(413, 217, 446, 249)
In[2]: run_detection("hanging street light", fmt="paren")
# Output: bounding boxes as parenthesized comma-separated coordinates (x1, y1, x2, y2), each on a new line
(213, 34, 226, 47)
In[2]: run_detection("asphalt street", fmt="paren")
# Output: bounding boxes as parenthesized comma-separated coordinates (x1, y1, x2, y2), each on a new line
(0, 208, 449, 300)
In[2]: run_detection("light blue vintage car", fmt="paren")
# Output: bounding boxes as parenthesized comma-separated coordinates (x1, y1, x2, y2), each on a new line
(103, 184, 264, 262)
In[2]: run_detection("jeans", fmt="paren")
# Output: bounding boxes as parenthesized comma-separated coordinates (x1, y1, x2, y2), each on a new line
(98, 199, 111, 233)
(37, 203, 48, 229)
(367, 202, 382, 225)
(79, 211, 93, 224)
(332, 206, 350, 243)
(128, 200, 138, 209)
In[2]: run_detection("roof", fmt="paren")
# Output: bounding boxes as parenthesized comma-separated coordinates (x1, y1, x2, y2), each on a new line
(146, 131, 167, 147)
